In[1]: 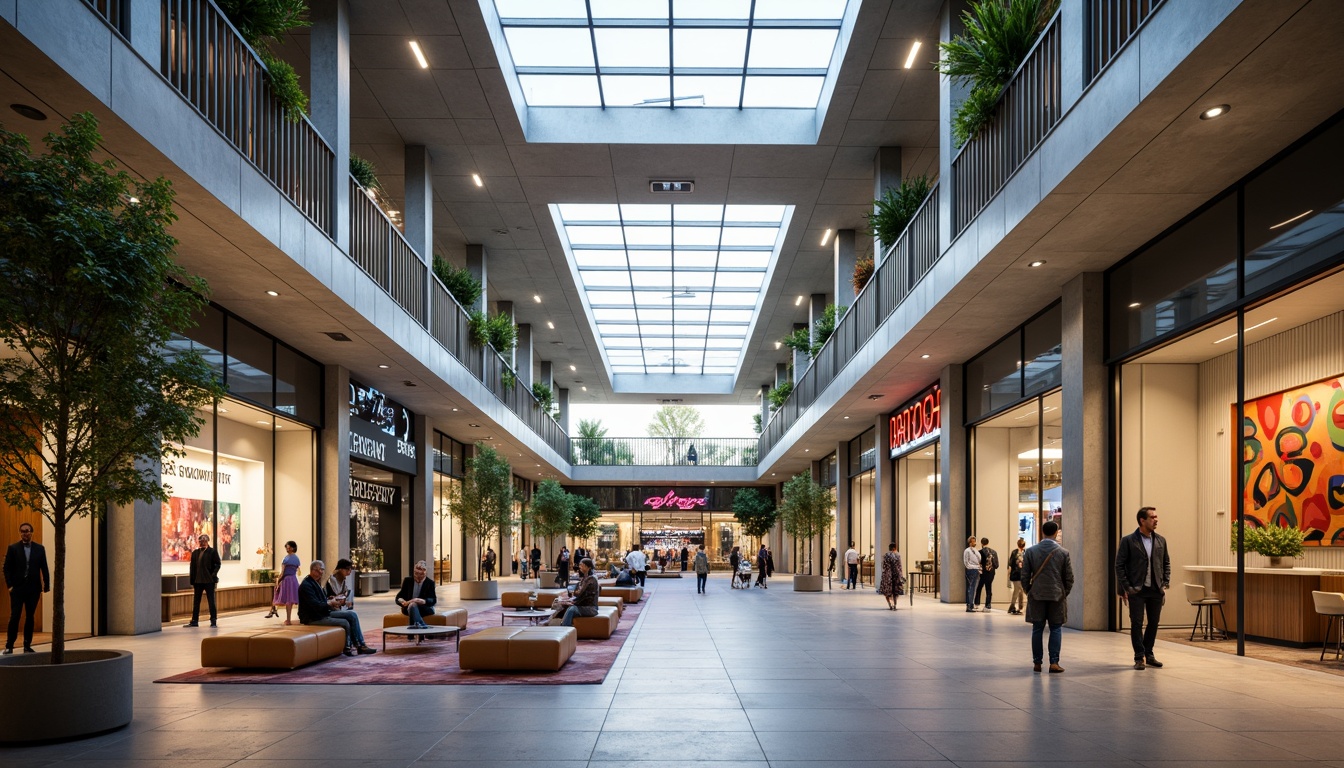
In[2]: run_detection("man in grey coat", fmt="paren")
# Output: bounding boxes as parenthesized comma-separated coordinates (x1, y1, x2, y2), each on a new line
(1021, 521, 1073, 673)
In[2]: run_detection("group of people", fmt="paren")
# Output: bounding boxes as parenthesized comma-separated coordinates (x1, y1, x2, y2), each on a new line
(653, 546, 690, 573)
(727, 545, 775, 588)
(961, 536, 1004, 612)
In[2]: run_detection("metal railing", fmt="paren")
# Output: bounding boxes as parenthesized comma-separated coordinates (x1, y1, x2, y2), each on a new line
(161, 0, 333, 235)
(83, 0, 128, 36)
(484, 348, 569, 457)
(571, 437, 759, 467)
(1086, 0, 1165, 82)
(760, 185, 941, 457)
(349, 177, 426, 325)
(429, 279, 483, 379)
(951, 10, 1062, 236)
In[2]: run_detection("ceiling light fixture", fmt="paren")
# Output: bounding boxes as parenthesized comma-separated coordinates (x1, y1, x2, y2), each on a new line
(903, 40, 922, 69)
(795, 295, 804, 306)
(408, 40, 429, 69)
(569, 365, 577, 371)
(1128, 302, 1142, 308)
(546, 321, 555, 330)
(1270, 210, 1313, 230)
(774, 341, 782, 350)
(1213, 317, 1277, 344)
(265, 290, 279, 297)
(820, 228, 833, 246)
(533, 294, 542, 303)
(581, 386, 587, 391)
(843, 415, 850, 419)
(867, 394, 884, 400)
(217, 408, 229, 414)
(451, 407, 459, 412)
(1199, 104, 1230, 120)
(921, 354, 930, 359)
(378, 364, 390, 369)
(472, 173, 483, 187)
(469, 423, 481, 428)
(1028, 260, 1046, 268)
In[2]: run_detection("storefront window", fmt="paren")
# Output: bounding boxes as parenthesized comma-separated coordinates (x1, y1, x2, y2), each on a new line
(225, 317, 275, 409)
(971, 391, 1062, 553)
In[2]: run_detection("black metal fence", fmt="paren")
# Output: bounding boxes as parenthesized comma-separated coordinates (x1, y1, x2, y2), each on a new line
(1086, 0, 1165, 82)
(571, 437, 759, 467)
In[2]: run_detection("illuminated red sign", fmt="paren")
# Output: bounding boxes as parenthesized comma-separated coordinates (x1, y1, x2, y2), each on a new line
(644, 491, 708, 510)
(889, 383, 941, 457)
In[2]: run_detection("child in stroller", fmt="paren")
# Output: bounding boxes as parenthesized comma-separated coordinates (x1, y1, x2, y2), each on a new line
(732, 558, 753, 589)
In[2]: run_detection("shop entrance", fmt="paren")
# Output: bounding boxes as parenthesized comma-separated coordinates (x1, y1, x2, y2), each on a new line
(894, 442, 940, 593)
(972, 391, 1063, 556)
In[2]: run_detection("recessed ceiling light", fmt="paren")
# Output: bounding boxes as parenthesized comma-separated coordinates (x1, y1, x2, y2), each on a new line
(256, 420, 270, 425)
(804, 449, 810, 452)
(408, 40, 429, 69)
(820, 228, 833, 246)
(546, 321, 555, 329)
(265, 290, 279, 297)
(9, 103, 47, 121)
(920, 354, 930, 359)
(867, 394, 884, 400)
(569, 365, 577, 371)
(1199, 104, 1230, 120)
(1128, 302, 1141, 309)
(451, 408, 459, 412)
(378, 364, 390, 369)
(795, 295, 804, 306)
(1213, 317, 1277, 344)
(581, 386, 587, 391)
(469, 423, 481, 428)
(774, 341, 782, 350)
(1028, 260, 1046, 268)
(843, 416, 850, 419)
(471, 173, 483, 187)
(903, 40, 922, 69)
(533, 294, 542, 303)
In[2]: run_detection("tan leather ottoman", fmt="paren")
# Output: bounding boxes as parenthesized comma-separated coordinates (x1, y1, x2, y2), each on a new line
(501, 589, 566, 609)
(383, 607, 468, 629)
(459, 626, 520, 670)
(201, 629, 269, 668)
(600, 586, 643, 604)
(572, 605, 619, 640)
(249, 629, 320, 669)
(458, 626, 577, 671)
(597, 596, 623, 617)
(285, 625, 349, 658)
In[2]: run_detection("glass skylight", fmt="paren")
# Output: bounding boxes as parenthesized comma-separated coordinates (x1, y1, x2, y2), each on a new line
(553, 204, 790, 377)
(493, 0, 849, 109)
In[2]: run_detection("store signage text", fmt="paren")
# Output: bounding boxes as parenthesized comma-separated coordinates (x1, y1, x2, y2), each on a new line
(163, 460, 233, 486)
(643, 491, 708, 510)
(349, 478, 399, 505)
(890, 383, 941, 458)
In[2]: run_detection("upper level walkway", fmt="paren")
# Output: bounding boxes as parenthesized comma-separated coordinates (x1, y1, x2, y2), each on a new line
(13, 574, 1344, 766)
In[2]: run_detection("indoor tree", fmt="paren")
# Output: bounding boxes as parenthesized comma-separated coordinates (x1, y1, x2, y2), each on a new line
(0, 113, 225, 663)
(568, 494, 602, 554)
(529, 479, 573, 574)
(647, 404, 705, 465)
(451, 442, 514, 580)
(732, 488, 778, 551)
(779, 472, 835, 576)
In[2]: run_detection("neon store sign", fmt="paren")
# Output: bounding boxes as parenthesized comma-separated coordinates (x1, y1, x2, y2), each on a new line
(890, 383, 941, 458)
(643, 491, 709, 510)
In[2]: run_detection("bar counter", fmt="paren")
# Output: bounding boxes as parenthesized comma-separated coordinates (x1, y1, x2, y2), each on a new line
(1186, 565, 1344, 646)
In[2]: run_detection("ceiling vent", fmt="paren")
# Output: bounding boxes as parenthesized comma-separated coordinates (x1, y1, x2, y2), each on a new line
(325, 332, 353, 342)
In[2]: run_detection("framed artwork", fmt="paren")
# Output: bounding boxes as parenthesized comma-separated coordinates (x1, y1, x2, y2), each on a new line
(161, 497, 210, 562)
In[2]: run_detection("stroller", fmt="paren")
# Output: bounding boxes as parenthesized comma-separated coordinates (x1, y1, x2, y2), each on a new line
(731, 558, 753, 589)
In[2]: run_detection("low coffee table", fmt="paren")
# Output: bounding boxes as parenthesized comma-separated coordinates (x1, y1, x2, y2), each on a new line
(381, 624, 459, 652)
(501, 609, 552, 626)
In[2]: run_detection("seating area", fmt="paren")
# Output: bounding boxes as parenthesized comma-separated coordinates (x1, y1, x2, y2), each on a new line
(599, 585, 643, 604)
(382, 608, 468, 630)
(500, 589, 567, 609)
(572, 605, 619, 639)
(458, 626, 577, 671)
(201, 625, 347, 669)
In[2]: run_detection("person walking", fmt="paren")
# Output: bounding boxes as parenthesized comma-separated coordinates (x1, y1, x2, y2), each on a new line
(519, 547, 530, 580)
(1007, 538, 1027, 615)
(878, 543, 906, 610)
(184, 533, 221, 628)
(273, 540, 301, 625)
(555, 546, 571, 587)
(1021, 521, 1073, 674)
(625, 546, 648, 587)
(482, 546, 496, 580)
(754, 544, 769, 588)
(1115, 506, 1170, 670)
(680, 545, 689, 572)
(693, 545, 710, 593)
(962, 536, 981, 612)
(3, 521, 49, 654)
(530, 543, 542, 582)
(976, 537, 999, 611)
(844, 541, 859, 589)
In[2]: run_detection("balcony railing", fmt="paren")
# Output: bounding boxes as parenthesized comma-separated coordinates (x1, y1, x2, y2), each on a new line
(483, 348, 569, 457)
(1086, 0, 1165, 82)
(951, 10, 1062, 236)
(82, 0, 128, 36)
(571, 437, 759, 467)
(161, 0, 334, 235)
(760, 185, 941, 458)
(349, 177, 426, 325)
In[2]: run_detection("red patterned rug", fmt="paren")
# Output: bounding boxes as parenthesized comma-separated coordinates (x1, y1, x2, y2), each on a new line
(155, 598, 645, 686)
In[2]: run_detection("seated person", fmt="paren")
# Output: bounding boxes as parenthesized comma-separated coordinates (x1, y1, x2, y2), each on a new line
(395, 560, 437, 628)
(549, 558, 599, 627)
(299, 560, 375, 656)
(324, 558, 355, 610)
(613, 567, 636, 587)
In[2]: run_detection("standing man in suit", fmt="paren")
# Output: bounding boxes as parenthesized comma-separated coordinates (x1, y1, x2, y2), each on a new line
(1115, 506, 1170, 670)
(185, 533, 221, 628)
(4, 521, 50, 654)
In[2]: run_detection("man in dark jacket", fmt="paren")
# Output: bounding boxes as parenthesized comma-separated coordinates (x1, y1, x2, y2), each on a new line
(4, 521, 49, 654)
(299, 560, 375, 656)
(976, 537, 998, 611)
(185, 533, 222, 628)
(1021, 521, 1073, 673)
(1115, 506, 1170, 670)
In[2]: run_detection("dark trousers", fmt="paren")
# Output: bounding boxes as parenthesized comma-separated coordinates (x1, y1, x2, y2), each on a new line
(696, 573, 707, 593)
(976, 572, 995, 608)
(847, 563, 858, 588)
(1128, 588, 1165, 659)
(7, 588, 40, 649)
(636, 570, 647, 587)
(191, 583, 217, 624)
(681, 558, 688, 571)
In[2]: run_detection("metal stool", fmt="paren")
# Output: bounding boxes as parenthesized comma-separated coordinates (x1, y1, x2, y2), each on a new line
(1183, 583, 1227, 641)
(1312, 591, 1344, 660)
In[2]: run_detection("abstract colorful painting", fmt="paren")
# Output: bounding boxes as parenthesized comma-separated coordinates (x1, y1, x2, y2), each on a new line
(1240, 374, 1344, 544)
(161, 497, 210, 562)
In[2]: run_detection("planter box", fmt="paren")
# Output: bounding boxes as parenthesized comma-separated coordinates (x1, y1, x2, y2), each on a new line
(0, 650, 132, 743)
(460, 580, 500, 600)
(793, 574, 825, 592)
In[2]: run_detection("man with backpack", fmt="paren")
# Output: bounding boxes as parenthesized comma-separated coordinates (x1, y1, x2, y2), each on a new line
(976, 537, 999, 612)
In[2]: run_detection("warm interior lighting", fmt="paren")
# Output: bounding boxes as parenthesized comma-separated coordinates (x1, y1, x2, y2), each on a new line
(843, 415, 850, 419)
(1199, 104, 1229, 120)
(472, 173, 483, 187)
(1214, 317, 1277, 344)
(795, 295, 804, 306)
(546, 321, 555, 329)
(377, 364, 390, 369)
(774, 341, 782, 350)
(920, 354, 930, 359)
(533, 294, 542, 303)
(1128, 302, 1141, 308)
(1028, 260, 1046, 268)
(265, 290, 279, 297)
(581, 386, 587, 391)
(569, 364, 577, 371)
(1018, 448, 1064, 460)
(903, 41, 922, 69)
(1269, 210, 1313, 230)
(409, 40, 429, 69)
(820, 228, 833, 246)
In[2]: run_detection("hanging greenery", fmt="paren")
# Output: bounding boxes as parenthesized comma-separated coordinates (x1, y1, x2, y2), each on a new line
(349, 153, 380, 191)
(811, 303, 846, 355)
(752, 412, 762, 435)
(486, 312, 518, 354)
(936, 0, 1060, 146)
(531, 381, 555, 412)
(467, 309, 489, 347)
(218, 0, 312, 122)
(782, 327, 812, 357)
(865, 175, 932, 252)
(432, 256, 483, 309)
(767, 380, 794, 411)
(501, 368, 517, 391)
(852, 256, 875, 295)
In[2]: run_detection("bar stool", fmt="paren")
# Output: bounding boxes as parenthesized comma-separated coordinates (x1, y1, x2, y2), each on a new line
(1312, 591, 1344, 661)
(1184, 583, 1228, 641)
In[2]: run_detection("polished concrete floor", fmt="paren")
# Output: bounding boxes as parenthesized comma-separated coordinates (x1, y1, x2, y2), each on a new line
(6, 573, 1344, 767)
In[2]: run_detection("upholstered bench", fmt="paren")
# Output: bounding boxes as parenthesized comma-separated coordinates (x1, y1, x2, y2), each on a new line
(458, 626, 577, 671)
(572, 605, 620, 640)
(201, 625, 347, 669)
(383, 607, 468, 629)
(600, 585, 643, 604)
(501, 589, 567, 609)
(597, 596, 623, 617)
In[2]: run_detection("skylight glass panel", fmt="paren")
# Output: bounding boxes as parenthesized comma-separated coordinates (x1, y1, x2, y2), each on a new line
(674, 252, 719, 268)
(573, 250, 628, 268)
(594, 29, 669, 67)
(620, 204, 671, 221)
(755, 0, 848, 18)
(504, 28, 594, 67)
(566, 226, 626, 246)
(675, 205, 725, 221)
(674, 0, 752, 19)
(580, 271, 631, 288)
(590, 0, 666, 19)
(671, 76, 743, 108)
(742, 76, 825, 108)
(517, 75, 602, 107)
(674, 226, 723, 247)
(602, 76, 671, 107)
(721, 227, 782, 247)
(632, 251, 673, 268)
(495, 0, 587, 19)
(624, 226, 672, 246)
(673, 29, 749, 69)
(748, 29, 838, 69)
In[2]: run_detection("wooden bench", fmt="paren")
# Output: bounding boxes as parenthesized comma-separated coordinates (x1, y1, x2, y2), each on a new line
(201, 625, 347, 669)
(458, 626, 576, 671)
(162, 584, 274, 623)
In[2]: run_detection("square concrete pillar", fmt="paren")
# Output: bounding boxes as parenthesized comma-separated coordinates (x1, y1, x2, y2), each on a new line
(557, 387, 570, 434)
(791, 323, 808, 383)
(833, 229, 857, 309)
(106, 457, 163, 635)
(760, 384, 771, 431)
(465, 244, 488, 312)
(938, 364, 968, 604)
(404, 145, 433, 261)
(834, 439, 851, 563)
(516, 323, 533, 388)
(320, 364, 351, 564)
(412, 413, 433, 568)
(874, 147, 903, 259)
(873, 411, 895, 586)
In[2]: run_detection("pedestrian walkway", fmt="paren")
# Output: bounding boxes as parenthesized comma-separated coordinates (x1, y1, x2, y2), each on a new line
(5, 573, 1344, 767)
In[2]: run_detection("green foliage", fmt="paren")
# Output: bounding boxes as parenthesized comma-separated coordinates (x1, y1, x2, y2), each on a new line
(1231, 521, 1306, 559)
(865, 175, 933, 251)
(568, 494, 602, 542)
(451, 443, 513, 578)
(218, 0, 312, 121)
(782, 326, 812, 357)
(486, 311, 518, 354)
(467, 309, 489, 347)
(936, 0, 1060, 146)
(501, 368, 517, 391)
(732, 488, 778, 543)
(349, 153, 380, 191)
(433, 257, 483, 309)
(812, 303, 846, 354)
(647, 405, 705, 438)
(529, 479, 573, 542)
(0, 113, 225, 661)
(852, 256, 875, 295)
(779, 473, 835, 575)
(531, 381, 554, 412)
(572, 419, 631, 465)
(767, 380, 794, 411)
(752, 412, 762, 435)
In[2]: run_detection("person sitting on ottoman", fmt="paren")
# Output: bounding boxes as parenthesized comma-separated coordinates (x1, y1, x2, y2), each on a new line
(395, 560, 437, 629)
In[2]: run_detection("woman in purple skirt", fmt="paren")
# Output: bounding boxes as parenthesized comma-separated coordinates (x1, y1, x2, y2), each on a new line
(274, 540, 301, 625)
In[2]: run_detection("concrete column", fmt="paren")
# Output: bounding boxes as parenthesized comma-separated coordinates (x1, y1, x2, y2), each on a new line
(938, 364, 967, 604)
(792, 323, 808, 384)
(834, 440, 851, 577)
(465, 244, 488, 312)
(516, 323, 533, 387)
(310, 0, 351, 251)
(557, 388, 570, 434)
(127, 0, 161, 63)
(873, 412, 894, 588)
(938, 0, 970, 251)
(539, 361, 554, 393)
(775, 363, 788, 387)
(874, 147, 903, 260)
(760, 384, 771, 431)
(1062, 273, 1108, 630)
(106, 457, 162, 635)
(833, 230, 857, 309)
(1060, 0, 1085, 111)
(809, 293, 828, 357)
(411, 413, 433, 568)
(404, 145, 433, 260)
(320, 364, 352, 565)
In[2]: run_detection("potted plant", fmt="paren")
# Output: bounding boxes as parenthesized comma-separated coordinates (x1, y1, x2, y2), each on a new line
(1231, 521, 1306, 568)
(452, 443, 514, 599)
(0, 114, 224, 742)
(732, 489, 778, 555)
(780, 473, 834, 591)
(852, 256, 875, 295)
(568, 494, 602, 555)
(218, 0, 312, 121)
(531, 381, 555, 412)
(865, 175, 932, 254)
(767, 380, 794, 412)
(432, 256, 483, 309)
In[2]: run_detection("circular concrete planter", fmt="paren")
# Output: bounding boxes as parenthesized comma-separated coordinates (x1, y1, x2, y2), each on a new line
(459, 580, 500, 600)
(793, 574, 825, 592)
(0, 649, 132, 743)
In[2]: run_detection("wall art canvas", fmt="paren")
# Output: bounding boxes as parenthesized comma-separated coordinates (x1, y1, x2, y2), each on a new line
(1240, 374, 1344, 544)
(162, 497, 211, 562)
(217, 502, 241, 561)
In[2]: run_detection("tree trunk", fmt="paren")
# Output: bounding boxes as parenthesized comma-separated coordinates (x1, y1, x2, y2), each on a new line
(52, 514, 66, 664)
